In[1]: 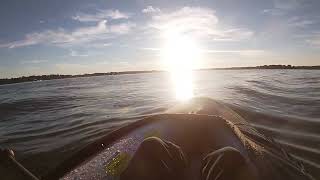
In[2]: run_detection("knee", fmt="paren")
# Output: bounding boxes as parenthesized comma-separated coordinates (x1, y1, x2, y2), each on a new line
(204, 146, 245, 166)
(138, 137, 165, 153)
(220, 147, 245, 163)
(208, 146, 242, 156)
(141, 136, 163, 147)
(214, 147, 241, 154)
(202, 147, 256, 180)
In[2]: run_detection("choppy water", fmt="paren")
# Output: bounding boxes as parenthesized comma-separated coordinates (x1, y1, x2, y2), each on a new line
(0, 69, 319, 178)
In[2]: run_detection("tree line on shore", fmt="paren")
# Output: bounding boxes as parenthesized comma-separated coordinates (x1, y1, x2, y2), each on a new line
(1, 65, 319, 85)
(0, 71, 156, 85)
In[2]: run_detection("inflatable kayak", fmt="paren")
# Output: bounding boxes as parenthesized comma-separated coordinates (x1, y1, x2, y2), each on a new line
(1, 98, 316, 180)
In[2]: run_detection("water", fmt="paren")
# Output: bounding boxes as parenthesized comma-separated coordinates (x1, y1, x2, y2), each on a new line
(0, 69, 319, 178)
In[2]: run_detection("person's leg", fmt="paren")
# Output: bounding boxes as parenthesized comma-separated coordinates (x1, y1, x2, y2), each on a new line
(120, 137, 188, 180)
(201, 147, 257, 180)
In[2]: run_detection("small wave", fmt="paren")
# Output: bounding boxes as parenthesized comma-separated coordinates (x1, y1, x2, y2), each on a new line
(230, 85, 320, 106)
(0, 96, 89, 119)
(230, 104, 320, 177)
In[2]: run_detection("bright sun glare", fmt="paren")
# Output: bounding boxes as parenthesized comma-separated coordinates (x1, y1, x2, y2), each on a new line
(162, 30, 201, 101)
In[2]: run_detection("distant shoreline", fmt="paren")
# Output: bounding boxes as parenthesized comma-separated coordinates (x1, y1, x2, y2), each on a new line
(1, 65, 319, 85)
(202, 65, 320, 70)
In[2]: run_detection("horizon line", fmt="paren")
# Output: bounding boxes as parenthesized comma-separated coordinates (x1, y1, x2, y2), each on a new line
(1, 64, 320, 80)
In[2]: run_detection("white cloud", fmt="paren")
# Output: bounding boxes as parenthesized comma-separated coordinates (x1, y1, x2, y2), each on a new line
(201, 49, 266, 56)
(202, 49, 265, 54)
(69, 50, 89, 57)
(150, 7, 218, 35)
(102, 43, 112, 46)
(0, 20, 135, 48)
(142, 6, 161, 14)
(72, 9, 130, 22)
(261, 9, 285, 16)
(83, 42, 113, 48)
(211, 28, 253, 41)
(287, 16, 315, 28)
(274, 0, 300, 10)
(140, 47, 266, 57)
(72, 20, 108, 37)
(0, 28, 74, 48)
(139, 47, 161, 51)
(306, 33, 320, 48)
(148, 7, 253, 41)
(20, 59, 48, 64)
(262, 0, 301, 16)
(109, 22, 136, 34)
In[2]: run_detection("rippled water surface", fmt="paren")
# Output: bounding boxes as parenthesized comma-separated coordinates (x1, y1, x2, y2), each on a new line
(0, 70, 319, 177)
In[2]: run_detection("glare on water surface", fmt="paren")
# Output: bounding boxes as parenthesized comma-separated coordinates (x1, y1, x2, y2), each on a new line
(161, 30, 201, 101)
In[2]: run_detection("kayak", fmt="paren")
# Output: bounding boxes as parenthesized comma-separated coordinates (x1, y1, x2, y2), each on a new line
(2, 98, 316, 180)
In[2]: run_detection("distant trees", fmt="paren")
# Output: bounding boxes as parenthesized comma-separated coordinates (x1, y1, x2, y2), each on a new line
(257, 65, 293, 69)
(0, 70, 158, 85)
(207, 65, 320, 70)
(0, 74, 73, 85)
(0, 66, 319, 85)
(256, 65, 320, 69)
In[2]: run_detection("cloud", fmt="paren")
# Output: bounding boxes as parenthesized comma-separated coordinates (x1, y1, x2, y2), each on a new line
(211, 29, 253, 41)
(72, 20, 108, 37)
(273, 0, 300, 10)
(102, 43, 112, 46)
(20, 59, 48, 64)
(69, 50, 89, 57)
(287, 16, 315, 28)
(147, 7, 253, 42)
(0, 28, 74, 48)
(201, 49, 266, 56)
(261, 9, 285, 16)
(262, 0, 301, 16)
(81, 42, 113, 48)
(142, 6, 161, 14)
(140, 47, 266, 57)
(150, 7, 218, 34)
(0, 9, 134, 48)
(0, 20, 135, 48)
(109, 22, 136, 34)
(306, 33, 320, 48)
(72, 9, 130, 22)
(139, 47, 161, 51)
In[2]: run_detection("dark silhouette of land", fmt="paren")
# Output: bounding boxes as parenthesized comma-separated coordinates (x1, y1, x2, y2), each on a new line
(205, 64, 320, 70)
(0, 65, 319, 85)
(0, 71, 158, 85)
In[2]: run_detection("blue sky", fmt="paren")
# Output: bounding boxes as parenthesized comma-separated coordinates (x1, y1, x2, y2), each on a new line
(0, 0, 319, 78)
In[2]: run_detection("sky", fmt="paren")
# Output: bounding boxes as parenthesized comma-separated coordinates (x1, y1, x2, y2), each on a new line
(0, 0, 320, 78)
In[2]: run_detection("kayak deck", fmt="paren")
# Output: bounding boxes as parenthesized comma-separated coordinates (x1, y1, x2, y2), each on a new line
(61, 114, 256, 180)
(43, 98, 314, 180)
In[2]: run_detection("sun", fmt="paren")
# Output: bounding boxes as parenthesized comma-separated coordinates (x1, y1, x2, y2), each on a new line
(161, 29, 201, 101)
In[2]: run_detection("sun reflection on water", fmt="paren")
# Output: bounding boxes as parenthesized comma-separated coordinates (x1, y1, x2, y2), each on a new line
(171, 69, 194, 101)
(161, 30, 201, 101)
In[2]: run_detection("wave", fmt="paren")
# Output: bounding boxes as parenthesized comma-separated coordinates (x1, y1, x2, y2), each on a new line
(230, 104, 320, 177)
(1, 70, 319, 178)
